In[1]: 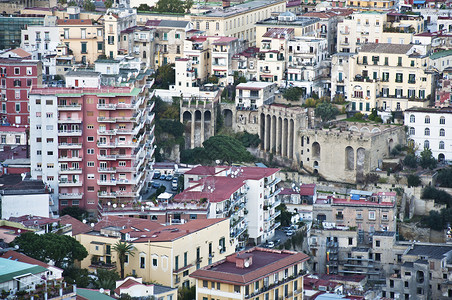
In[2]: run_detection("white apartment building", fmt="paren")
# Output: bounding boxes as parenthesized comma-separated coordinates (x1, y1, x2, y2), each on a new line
(405, 107, 452, 162)
(20, 16, 60, 61)
(235, 82, 277, 109)
(337, 11, 424, 53)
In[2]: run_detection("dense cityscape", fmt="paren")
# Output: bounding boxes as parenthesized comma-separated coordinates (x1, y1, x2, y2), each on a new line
(0, 0, 451, 299)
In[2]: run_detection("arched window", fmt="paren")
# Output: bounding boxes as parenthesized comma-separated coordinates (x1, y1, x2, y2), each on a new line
(425, 115, 430, 124)
(439, 141, 445, 149)
(424, 140, 430, 149)
(440, 128, 445, 136)
(410, 115, 415, 123)
(424, 128, 430, 136)
(440, 116, 445, 124)
(409, 127, 415, 135)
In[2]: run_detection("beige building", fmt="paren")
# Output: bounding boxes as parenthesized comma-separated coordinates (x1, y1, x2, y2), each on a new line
(57, 19, 104, 65)
(337, 11, 424, 53)
(346, 43, 433, 113)
(191, 247, 309, 300)
(346, 0, 396, 11)
(119, 25, 156, 68)
(77, 217, 233, 288)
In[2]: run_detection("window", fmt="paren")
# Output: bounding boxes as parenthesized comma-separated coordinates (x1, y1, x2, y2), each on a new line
(47, 163, 54, 168)
(424, 128, 430, 136)
(37, 150, 41, 155)
(27, 79, 32, 86)
(47, 151, 53, 156)
(440, 128, 445, 136)
(15, 103, 20, 112)
(348, 238, 353, 245)
(153, 258, 158, 267)
(409, 127, 415, 135)
(440, 116, 446, 124)
(87, 161, 94, 167)
(87, 174, 94, 179)
(36, 137, 42, 142)
(424, 140, 430, 149)
(46, 113, 53, 118)
(395, 73, 403, 83)
(439, 141, 445, 149)
(88, 186, 95, 191)
(14, 67, 20, 75)
(369, 211, 376, 220)
(425, 115, 430, 123)
(397, 57, 402, 66)
(184, 252, 188, 267)
(87, 136, 94, 142)
(206, 22, 209, 30)
(216, 22, 220, 30)
(140, 257, 145, 268)
(87, 149, 94, 154)
(375, 253, 381, 261)
(46, 138, 53, 143)
(203, 281, 208, 288)
(384, 57, 388, 65)
(362, 56, 368, 65)
(408, 74, 415, 83)
(376, 240, 380, 247)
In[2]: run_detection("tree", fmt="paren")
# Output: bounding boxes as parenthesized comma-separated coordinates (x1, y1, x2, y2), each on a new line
(68, 0, 77, 6)
(154, 0, 186, 13)
(315, 102, 339, 124)
(364, 173, 380, 185)
(180, 147, 208, 164)
(202, 135, 252, 165)
(422, 186, 452, 207)
(407, 174, 421, 187)
(83, 0, 96, 11)
(63, 266, 90, 288)
(208, 75, 219, 84)
(61, 206, 88, 221)
(304, 98, 317, 107)
(419, 148, 437, 170)
(236, 131, 260, 148)
(276, 204, 293, 227)
(178, 286, 196, 300)
(184, 0, 194, 12)
(136, 3, 151, 11)
(283, 87, 302, 101)
(92, 269, 120, 293)
(104, 0, 113, 8)
(154, 64, 175, 89)
(436, 167, 452, 187)
(13, 232, 88, 268)
(403, 154, 418, 169)
(112, 242, 136, 279)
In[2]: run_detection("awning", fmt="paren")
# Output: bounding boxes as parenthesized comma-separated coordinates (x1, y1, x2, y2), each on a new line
(413, 0, 425, 3)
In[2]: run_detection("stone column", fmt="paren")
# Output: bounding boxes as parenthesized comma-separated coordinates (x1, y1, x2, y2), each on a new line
(282, 118, 288, 157)
(200, 111, 205, 145)
(276, 117, 282, 155)
(191, 111, 195, 149)
(289, 119, 294, 159)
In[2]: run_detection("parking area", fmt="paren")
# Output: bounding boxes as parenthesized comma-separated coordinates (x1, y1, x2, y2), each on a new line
(142, 174, 180, 200)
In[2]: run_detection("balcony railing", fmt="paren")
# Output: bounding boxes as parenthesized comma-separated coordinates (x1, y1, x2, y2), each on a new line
(244, 270, 307, 299)
(58, 130, 82, 136)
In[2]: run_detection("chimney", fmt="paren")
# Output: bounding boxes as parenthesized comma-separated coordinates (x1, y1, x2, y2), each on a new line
(235, 253, 253, 268)
(222, 0, 230, 9)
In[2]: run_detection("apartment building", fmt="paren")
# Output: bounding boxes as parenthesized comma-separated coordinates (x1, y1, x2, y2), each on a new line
(235, 82, 276, 134)
(103, 9, 137, 60)
(337, 11, 424, 53)
(0, 57, 42, 126)
(211, 37, 244, 86)
(345, 0, 396, 11)
(20, 16, 60, 63)
(29, 73, 154, 216)
(184, 36, 212, 83)
(384, 243, 452, 300)
(0, 14, 45, 50)
(302, 11, 341, 55)
(183, 166, 282, 245)
(278, 184, 316, 223)
(256, 28, 288, 86)
(404, 107, 452, 162)
(77, 217, 233, 288)
(119, 26, 155, 68)
(346, 43, 433, 113)
(190, 247, 309, 300)
(57, 19, 104, 65)
(231, 47, 259, 81)
(331, 52, 354, 100)
(190, 0, 286, 46)
(146, 20, 191, 67)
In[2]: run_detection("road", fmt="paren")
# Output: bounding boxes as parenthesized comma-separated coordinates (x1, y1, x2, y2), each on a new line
(142, 178, 177, 200)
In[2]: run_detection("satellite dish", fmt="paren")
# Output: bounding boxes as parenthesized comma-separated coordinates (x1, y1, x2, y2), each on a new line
(82, 219, 87, 224)
(244, 261, 250, 268)
(215, 160, 220, 165)
(90, 223, 94, 227)
(113, 204, 117, 208)
(99, 288, 105, 294)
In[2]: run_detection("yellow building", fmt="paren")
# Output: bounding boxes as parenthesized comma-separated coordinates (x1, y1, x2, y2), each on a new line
(346, 43, 433, 113)
(346, 0, 395, 11)
(139, 0, 286, 47)
(338, 11, 424, 53)
(57, 19, 104, 65)
(190, 247, 309, 300)
(77, 216, 233, 288)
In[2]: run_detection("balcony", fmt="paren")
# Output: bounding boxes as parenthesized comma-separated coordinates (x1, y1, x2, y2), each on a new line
(59, 193, 83, 199)
(98, 192, 117, 198)
(58, 104, 81, 111)
(97, 104, 116, 110)
(59, 168, 82, 174)
(59, 180, 83, 187)
(97, 180, 117, 186)
(97, 129, 116, 135)
(98, 154, 117, 160)
(265, 177, 281, 188)
(89, 261, 117, 270)
(97, 116, 117, 123)
(58, 130, 82, 136)
(58, 118, 82, 123)
(59, 156, 82, 162)
(265, 221, 281, 233)
(265, 187, 282, 200)
(244, 270, 306, 299)
(58, 143, 82, 149)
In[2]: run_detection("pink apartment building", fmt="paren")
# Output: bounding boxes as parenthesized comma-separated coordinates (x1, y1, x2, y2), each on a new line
(29, 76, 155, 217)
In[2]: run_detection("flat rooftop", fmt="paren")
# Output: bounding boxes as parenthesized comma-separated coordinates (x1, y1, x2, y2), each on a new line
(202, 0, 285, 18)
(0, 257, 47, 283)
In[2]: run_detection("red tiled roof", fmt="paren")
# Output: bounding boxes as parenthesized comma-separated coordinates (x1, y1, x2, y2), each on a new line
(300, 184, 316, 196)
(185, 166, 223, 176)
(303, 12, 337, 19)
(9, 48, 32, 58)
(59, 215, 92, 236)
(132, 218, 227, 242)
(262, 28, 294, 38)
(114, 278, 144, 295)
(1, 250, 62, 271)
(57, 19, 93, 25)
(319, 273, 366, 283)
(191, 247, 309, 285)
(212, 36, 237, 45)
(145, 20, 161, 27)
(93, 216, 163, 232)
(332, 197, 394, 207)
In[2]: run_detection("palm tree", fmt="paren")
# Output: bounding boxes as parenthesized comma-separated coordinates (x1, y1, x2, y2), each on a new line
(112, 241, 135, 279)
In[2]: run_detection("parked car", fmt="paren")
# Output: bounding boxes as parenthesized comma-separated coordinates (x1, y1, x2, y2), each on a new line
(166, 175, 173, 181)
(274, 239, 281, 245)
(159, 175, 166, 180)
(153, 172, 161, 179)
(286, 230, 294, 237)
(152, 182, 161, 189)
(267, 241, 275, 248)
(282, 226, 291, 233)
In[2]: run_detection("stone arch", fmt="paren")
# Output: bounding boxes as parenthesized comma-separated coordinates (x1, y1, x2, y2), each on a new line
(388, 138, 394, 154)
(222, 109, 233, 127)
(345, 146, 354, 170)
(312, 142, 320, 160)
(356, 147, 366, 172)
(371, 128, 381, 134)
(195, 110, 202, 121)
(349, 126, 359, 132)
(360, 127, 370, 133)
(438, 153, 445, 162)
(182, 111, 192, 123)
(204, 111, 211, 121)
(313, 161, 319, 167)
